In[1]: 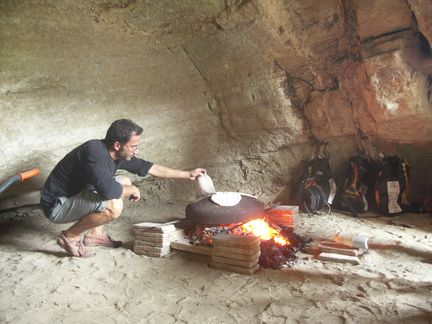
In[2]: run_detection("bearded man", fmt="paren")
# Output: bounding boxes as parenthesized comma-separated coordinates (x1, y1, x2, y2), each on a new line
(40, 119, 205, 257)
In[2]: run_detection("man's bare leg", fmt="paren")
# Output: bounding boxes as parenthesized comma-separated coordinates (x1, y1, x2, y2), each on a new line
(64, 198, 123, 241)
(83, 175, 132, 239)
(88, 225, 104, 237)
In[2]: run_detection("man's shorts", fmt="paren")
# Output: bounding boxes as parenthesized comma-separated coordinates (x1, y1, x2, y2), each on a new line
(48, 190, 109, 224)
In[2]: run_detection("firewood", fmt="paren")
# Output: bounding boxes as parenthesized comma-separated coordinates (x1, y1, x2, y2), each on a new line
(318, 252, 360, 265)
(265, 215, 294, 222)
(212, 245, 261, 256)
(265, 220, 293, 227)
(212, 241, 261, 250)
(212, 234, 260, 246)
(212, 250, 261, 261)
(212, 237, 261, 249)
(318, 244, 359, 256)
(170, 239, 212, 255)
(302, 243, 320, 256)
(319, 241, 353, 249)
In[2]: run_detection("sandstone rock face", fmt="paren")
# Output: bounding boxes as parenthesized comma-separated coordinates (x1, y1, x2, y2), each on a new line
(0, 0, 431, 206)
(364, 50, 432, 143)
(355, 0, 412, 41)
(408, 0, 432, 45)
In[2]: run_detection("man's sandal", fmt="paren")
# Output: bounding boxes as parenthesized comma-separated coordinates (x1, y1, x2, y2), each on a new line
(57, 231, 96, 257)
(83, 233, 122, 248)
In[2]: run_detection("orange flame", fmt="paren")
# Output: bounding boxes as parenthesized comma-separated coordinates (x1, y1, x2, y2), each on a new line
(240, 219, 289, 246)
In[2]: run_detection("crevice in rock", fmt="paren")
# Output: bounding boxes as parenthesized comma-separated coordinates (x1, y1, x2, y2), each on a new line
(314, 81, 340, 93)
(99, 0, 136, 11)
(339, 0, 379, 141)
(89, 0, 136, 23)
(416, 31, 432, 56)
(223, 0, 255, 13)
(273, 60, 317, 144)
(406, 0, 432, 53)
(341, 0, 363, 62)
(212, 98, 237, 140)
(179, 45, 233, 139)
(362, 47, 406, 59)
(273, 61, 305, 111)
(214, 0, 259, 31)
(210, 18, 225, 31)
(362, 28, 412, 44)
(180, 46, 208, 83)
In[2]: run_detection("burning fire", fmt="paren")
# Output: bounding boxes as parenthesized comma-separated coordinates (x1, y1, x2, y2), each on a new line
(240, 219, 290, 246)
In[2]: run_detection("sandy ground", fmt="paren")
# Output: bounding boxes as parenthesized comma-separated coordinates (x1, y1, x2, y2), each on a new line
(0, 201, 431, 324)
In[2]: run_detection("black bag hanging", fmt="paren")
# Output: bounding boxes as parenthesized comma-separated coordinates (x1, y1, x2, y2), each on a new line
(298, 178, 326, 215)
(340, 154, 374, 216)
(374, 156, 409, 215)
(298, 156, 336, 215)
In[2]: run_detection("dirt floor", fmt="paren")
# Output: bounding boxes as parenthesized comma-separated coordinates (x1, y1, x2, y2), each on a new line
(0, 201, 431, 324)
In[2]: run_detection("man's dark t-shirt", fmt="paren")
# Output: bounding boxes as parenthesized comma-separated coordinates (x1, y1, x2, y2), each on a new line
(40, 139, 153, 215)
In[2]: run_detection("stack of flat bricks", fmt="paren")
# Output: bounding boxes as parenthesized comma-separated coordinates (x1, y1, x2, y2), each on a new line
(209, 234, 261, 275)
(133, 222, 184, 257)
(264, 205, 298, 228)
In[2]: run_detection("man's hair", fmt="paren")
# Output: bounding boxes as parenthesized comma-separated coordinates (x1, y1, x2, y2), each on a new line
(104, 119, 143, 146)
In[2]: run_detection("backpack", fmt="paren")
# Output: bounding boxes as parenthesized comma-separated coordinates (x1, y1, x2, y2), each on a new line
(298, 157, 336, 215)
(374, 156, 409, 215)
(340, 154, 375, 216)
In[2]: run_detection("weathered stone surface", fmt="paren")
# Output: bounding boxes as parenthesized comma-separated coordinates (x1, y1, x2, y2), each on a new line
(363, 50, 432, 143)
(304, 90, 357, 139)
(408, 0, 432, 45)
(354, 0, 412, 41)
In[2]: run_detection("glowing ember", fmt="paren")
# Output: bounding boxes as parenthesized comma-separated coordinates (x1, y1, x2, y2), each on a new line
(241, 219, 290, 246)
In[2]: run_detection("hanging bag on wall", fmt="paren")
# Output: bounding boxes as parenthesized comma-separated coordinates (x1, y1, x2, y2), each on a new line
(339, 154, 374, 216)
(374, 156, 409, 215)
(298, 156, 336, 215)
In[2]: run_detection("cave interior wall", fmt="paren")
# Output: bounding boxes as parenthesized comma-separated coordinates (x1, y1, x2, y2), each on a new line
(0, 0, 431, 207)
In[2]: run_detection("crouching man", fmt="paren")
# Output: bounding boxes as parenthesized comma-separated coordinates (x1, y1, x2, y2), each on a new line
(40, 119, 205, 257)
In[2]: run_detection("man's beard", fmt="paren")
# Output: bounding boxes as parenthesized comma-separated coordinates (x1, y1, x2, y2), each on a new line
(116, 148, 133, 161)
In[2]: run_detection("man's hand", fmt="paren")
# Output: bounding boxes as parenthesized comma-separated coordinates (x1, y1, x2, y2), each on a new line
(129, 191, 140, 202)
(122, 184, 141, 202)
(187, 168, 206, 180)
(129, 186, 141, 202)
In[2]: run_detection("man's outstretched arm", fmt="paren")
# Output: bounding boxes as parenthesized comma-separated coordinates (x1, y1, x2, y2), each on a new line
(148, 164, 206, 180)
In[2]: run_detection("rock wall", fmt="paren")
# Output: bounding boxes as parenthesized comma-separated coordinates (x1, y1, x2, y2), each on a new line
(0, 0, 431, 207)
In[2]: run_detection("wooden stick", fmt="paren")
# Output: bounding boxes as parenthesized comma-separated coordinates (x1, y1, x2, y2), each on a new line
(318, 244, 358, 256)
(170, 239, 212, 255)
(318, 252, 360, 265)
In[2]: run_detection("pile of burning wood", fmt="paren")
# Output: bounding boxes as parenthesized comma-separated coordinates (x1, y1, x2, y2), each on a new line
(185, 215, 308, 269)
